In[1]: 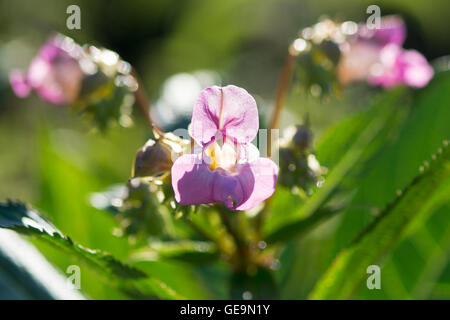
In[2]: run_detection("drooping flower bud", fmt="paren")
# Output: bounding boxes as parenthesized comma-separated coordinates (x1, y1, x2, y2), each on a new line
(133, 132, 190, 180)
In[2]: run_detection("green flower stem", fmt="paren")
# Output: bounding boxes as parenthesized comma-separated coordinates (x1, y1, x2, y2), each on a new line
(217, 206, 250, 271)
(184, 216, 231, 257)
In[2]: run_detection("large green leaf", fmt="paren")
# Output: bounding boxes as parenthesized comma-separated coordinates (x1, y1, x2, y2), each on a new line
(0, 201, 184, 300)
(264, 88, 407, 243)
(309, 142, 450, 299)
(280, 71, 450, 299)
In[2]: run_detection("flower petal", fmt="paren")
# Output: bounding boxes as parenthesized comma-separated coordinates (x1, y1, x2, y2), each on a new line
(35, 79, 66, 105)
(172, 154, 215, 205)
(190, 85, 258, 145)
(172, 153, 278, 210)
(235, 158, 278, 211)
(172, 153, 245, 208)
(369, 44, 434, 88)
(373, 15, 406, 46)
(39, 42, 66, 62)
(400, 50, 434, 88)
(368, 44, 403, 88)
(358, 15, 406, 46)
(9, 70, 31, 98)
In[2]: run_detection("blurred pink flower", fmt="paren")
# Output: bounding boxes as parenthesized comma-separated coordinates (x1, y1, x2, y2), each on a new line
(357, 15, 406, 46)
(9, 37, 83, 105)
(337, 15, 433, 88)
(171, 85, 278, 211)
(368, 44, 434, 88)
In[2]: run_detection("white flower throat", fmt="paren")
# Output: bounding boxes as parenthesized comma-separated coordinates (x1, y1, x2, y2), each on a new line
(205, 140, 238, 172)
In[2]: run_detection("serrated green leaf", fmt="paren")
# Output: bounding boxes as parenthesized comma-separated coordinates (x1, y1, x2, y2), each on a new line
(0, 201, 184, 299)
(309, 143, 450, 299)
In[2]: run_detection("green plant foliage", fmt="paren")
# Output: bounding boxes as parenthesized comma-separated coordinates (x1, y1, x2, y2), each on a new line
(130, 240, 219, 264)
(264, 88, 407, 243)
(309, 142, 450, 299)
(0, 200, 184, 300)
(230, 267, 279, 300)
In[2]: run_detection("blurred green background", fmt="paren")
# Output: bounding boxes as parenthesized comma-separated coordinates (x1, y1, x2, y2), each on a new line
(0, 0, 449, 299)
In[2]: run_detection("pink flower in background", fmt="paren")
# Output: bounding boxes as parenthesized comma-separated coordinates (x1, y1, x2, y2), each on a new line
(338, 15, 433, 88)
(171, 85, 278, 211)
(368, 44, 434, 88)
(9, 37, 83, 105)
(357, 15, 406, 46)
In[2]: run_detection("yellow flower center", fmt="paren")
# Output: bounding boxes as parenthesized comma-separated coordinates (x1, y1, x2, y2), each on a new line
(205, 141, 238, 172)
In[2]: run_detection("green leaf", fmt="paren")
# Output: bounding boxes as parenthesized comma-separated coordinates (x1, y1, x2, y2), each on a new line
(309, 142, 450, 299)
(265, 205, 343, 244)
(0, 201, 184, 300)
(264, 89, 407, 243)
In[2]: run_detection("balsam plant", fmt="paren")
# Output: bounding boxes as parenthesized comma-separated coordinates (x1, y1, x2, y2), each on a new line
(1, 15, 449, 300)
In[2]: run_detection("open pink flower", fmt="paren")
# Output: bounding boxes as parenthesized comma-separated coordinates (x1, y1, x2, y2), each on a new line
(171, 85, 278, 211)
(338, 15, 433, 88)
(10, 37, 83, 105)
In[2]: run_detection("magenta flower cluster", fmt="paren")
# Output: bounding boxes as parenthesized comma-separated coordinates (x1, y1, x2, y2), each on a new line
(338, 16, 434, 88)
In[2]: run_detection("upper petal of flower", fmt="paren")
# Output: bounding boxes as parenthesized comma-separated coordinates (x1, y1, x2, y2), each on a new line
(190, 85, 259, 146)
(39, 42, 67, 62)
(358, 15, 406, 46)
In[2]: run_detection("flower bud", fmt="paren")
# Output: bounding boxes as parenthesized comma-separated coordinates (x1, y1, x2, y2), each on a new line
(132, 132, 190, 180)
(133, 139, 173, 179)
(293, 124, 312, 150)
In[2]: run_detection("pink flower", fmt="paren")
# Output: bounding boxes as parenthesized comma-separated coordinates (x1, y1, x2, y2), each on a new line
(171, 85, 278, 211)
(368, 44, 434, 88)
(9, 37, 83, 105)
(357, 15, 406, 47)
(337, 15, 433, 88)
